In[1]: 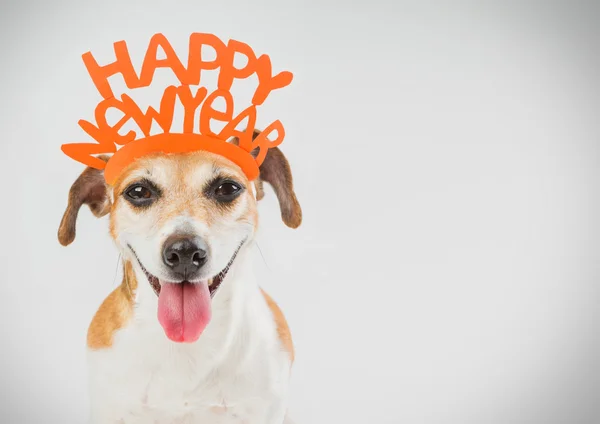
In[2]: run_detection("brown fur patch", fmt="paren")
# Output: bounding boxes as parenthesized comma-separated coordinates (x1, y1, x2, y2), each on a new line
(253, 178, 265, 201)
(258, 147, 302, 228)
(261, 289, 294, 363)
(58, 155, 111, 246)
(87, 261, 138, 350)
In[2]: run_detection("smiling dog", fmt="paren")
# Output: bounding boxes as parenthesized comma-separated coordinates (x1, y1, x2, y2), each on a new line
(58, 131, 301, 424)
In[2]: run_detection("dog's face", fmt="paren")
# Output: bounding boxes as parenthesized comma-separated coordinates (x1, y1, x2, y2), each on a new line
(110, 151, 258, 289)
(58, 138, 301, 342)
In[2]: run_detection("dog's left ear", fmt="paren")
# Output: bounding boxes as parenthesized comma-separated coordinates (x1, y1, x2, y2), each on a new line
(231, 131, 302, 228)
(58, 156, 112, 246)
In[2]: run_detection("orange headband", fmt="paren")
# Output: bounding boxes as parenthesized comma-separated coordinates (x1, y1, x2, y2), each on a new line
(61, 33, 293, 185)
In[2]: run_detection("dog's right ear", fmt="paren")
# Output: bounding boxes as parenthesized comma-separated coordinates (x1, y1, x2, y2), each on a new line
(58, 156, 111, 246)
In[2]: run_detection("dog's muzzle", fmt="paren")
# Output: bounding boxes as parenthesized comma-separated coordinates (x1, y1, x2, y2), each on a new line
(129, 238, 246, 298)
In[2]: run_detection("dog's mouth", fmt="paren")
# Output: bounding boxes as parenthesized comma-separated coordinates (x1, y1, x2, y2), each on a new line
(127, 240, 245, 343)
(128, 239, 246, 299)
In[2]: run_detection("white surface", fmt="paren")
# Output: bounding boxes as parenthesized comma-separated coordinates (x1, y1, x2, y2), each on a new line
(1, 1, 599, 423)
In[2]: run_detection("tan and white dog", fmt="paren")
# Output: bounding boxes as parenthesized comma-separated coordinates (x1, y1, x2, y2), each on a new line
(58, 131, 302, 424)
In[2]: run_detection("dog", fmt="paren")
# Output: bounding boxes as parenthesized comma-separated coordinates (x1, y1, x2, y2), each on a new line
(58, 131, 302, 424)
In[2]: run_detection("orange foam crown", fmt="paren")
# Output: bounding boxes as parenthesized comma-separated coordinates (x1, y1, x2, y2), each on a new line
(62, 33, 293, 185)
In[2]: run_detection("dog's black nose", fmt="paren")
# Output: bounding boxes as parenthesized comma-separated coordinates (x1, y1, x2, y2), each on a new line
(162, 236, 208, 278)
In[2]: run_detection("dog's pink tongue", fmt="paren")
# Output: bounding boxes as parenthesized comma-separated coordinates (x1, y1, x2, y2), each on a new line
(157, 281, 212, 343)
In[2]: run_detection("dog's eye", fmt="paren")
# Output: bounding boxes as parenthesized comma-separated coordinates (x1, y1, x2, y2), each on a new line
(127, 186, 152, 199)
(124, 182, 159, 206)
(214, 182, 242, 201)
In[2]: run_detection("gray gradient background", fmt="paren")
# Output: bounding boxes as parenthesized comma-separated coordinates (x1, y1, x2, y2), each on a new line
(1, 0, 599, 423)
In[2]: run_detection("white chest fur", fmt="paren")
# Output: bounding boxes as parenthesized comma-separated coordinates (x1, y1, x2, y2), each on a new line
(87, 252, 292, 424)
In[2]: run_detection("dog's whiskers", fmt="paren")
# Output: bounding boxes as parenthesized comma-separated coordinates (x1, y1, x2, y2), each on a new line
(112, 253, 122, 288)
(255, 242, 270, 271)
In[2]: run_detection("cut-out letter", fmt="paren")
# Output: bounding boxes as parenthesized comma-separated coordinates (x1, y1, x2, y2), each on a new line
(139, 33, 191, 87)
(218, 39, 257, 91)
(176, 86, 208, 133)
(199, 89, 234, 137)
(187, 33, 227, 86)
(82, 41, 141, 99)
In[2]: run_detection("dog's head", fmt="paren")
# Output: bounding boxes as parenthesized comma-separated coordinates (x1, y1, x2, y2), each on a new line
(58, 132, 301, 342)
